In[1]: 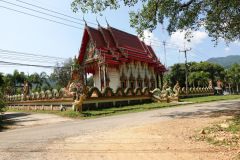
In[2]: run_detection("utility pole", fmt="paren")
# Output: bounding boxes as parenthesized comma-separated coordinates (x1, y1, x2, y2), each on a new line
(179, 43, 191, 97)
(162, 23, 167, 67)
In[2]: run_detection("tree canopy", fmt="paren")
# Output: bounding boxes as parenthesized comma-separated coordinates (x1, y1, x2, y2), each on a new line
(50, 58, 72, 90)
(71, 0, 239, 44)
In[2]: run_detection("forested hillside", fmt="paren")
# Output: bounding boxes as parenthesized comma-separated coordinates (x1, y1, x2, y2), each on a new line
(206, 55, 240, 69)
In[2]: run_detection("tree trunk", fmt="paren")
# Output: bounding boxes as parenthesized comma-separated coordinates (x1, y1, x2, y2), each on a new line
(236, 82, 239, 94)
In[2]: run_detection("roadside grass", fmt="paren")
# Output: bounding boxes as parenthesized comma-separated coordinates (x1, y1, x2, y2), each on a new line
(6, 94, 240, 119)
(181, 95, 240, 103)
(196, 111, 240, 148)
(7, 102, 178, 119)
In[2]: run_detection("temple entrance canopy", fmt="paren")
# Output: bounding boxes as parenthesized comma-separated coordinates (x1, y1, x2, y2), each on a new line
(78, 22, 167, 91)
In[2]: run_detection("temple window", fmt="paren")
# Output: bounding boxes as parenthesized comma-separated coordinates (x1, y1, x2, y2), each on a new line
(151, 82, 155, 88)
(138, 82, 142, 88)
(144, 75, 149, 88)
(130, 81, 134, 88)
(120, 72, 127, 89)
(137, 74, 142, 89)
(121, 81, 126, 88)
(129, 72, 135, 89)
(145, 82, 148, 88)
(150, 75, 155, 90)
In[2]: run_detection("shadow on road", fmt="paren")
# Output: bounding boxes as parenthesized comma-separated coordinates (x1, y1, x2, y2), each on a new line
(0, 112, 31, 132)
(152, 103, 240, 119)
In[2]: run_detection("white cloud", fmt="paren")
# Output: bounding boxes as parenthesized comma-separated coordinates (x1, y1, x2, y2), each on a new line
(234, 41, 240, 46)
(141, 30, 161, 46)
(140, 30, 162, 56)
(224, 47, 230, 52)
(170, 30, 208, 48)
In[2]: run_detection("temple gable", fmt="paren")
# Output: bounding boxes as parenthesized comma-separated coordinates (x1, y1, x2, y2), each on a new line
(78, 23, 167, 91)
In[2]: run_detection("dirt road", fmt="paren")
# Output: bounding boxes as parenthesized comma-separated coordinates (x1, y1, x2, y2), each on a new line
(1, 100, 240, 160)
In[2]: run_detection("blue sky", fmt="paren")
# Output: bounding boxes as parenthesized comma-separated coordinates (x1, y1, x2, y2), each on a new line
(0, 0, 239, 75)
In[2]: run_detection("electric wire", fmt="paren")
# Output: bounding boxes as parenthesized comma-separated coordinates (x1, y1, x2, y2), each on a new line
(1, 0, 85, 26)
(0, 49, 67, 60)
(0, 60, 70, 69)
(1, 1, 206, 60)
(0, 1, 210, 67)
(0, 6, 84, 30)
(15, 0, 97, 26)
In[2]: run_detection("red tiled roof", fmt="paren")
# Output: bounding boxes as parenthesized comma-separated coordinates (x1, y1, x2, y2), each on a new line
(109, 27, 145, 52)
(88, 27, 106, 48)
(101, 27, 115, 48)
(78, 24, 167, 72)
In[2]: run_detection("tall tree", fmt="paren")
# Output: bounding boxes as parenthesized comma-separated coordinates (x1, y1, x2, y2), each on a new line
(5, 70, 25, 95)
(71, 0, 240, 44)
(50, 58, 72, 90)
(189, 62, 224, 86)
(188, 72, 197, 88)
(228, 62, 240, 93)
(29, 72, 50, 92)
(196, 71, 210, 87)
(168, 63, 186, 88)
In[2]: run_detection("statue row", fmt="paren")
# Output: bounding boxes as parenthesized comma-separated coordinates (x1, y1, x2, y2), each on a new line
(4, 86, 153, 102)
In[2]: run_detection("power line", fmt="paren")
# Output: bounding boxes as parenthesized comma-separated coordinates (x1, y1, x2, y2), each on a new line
(15, 0, 98, 26)
(0, 60, 70, 69)
(1, 1, 204, 59)
(0, 49, 67, 60)
(1, 0, 85, 26)
(0, 6, 84, 30)
(0, 1, 210, 66)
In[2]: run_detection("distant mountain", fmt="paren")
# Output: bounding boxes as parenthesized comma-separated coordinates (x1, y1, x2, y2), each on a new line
(206, 55, 240, 69)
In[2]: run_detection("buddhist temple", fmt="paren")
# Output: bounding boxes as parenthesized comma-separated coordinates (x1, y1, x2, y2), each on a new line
(78, 22, 167, 91)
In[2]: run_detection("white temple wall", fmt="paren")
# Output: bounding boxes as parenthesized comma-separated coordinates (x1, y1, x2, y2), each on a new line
(119, 61, 156, 89)
(108, 67, 120, 90)
(93, 61, 158, 91)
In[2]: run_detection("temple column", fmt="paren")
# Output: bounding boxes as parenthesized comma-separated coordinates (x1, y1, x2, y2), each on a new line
(84, 67, 87, 86)
(156, 73, 159, 89)
(99, 65, 102, 91)
(104, 65, 107, 88)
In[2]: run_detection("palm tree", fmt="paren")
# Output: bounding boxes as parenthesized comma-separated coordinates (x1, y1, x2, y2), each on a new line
(188, 72, 198, 88)
(228, 63, 240, 93)
(29, 72, 50, 92)
(196, 71, 210, 87)
(5, 70, 25, 94)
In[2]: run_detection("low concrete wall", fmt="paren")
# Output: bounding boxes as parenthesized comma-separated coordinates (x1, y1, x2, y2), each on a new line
(6, 95, 152, 111)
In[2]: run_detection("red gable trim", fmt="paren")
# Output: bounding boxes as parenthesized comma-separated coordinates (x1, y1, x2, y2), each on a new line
(78, 23, 167, 72)
(78, 27, 89, 64)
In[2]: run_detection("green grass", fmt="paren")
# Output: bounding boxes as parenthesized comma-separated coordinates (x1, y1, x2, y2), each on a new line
(7, 102, 178, 119)
(196, 112, 240, 149)
(181, 94, 240, 103)
(5, 94, 240, 120)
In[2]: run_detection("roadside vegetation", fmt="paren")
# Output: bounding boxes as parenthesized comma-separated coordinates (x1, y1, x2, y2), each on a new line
(181, 95, 240, 103)
(7, 102, 178, 119)
(6, 94, 240, 119)
(195, 110, 240, 155)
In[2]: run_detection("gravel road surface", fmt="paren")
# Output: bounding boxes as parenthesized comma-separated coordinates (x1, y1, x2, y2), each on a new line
(1, 100, 240, 159)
